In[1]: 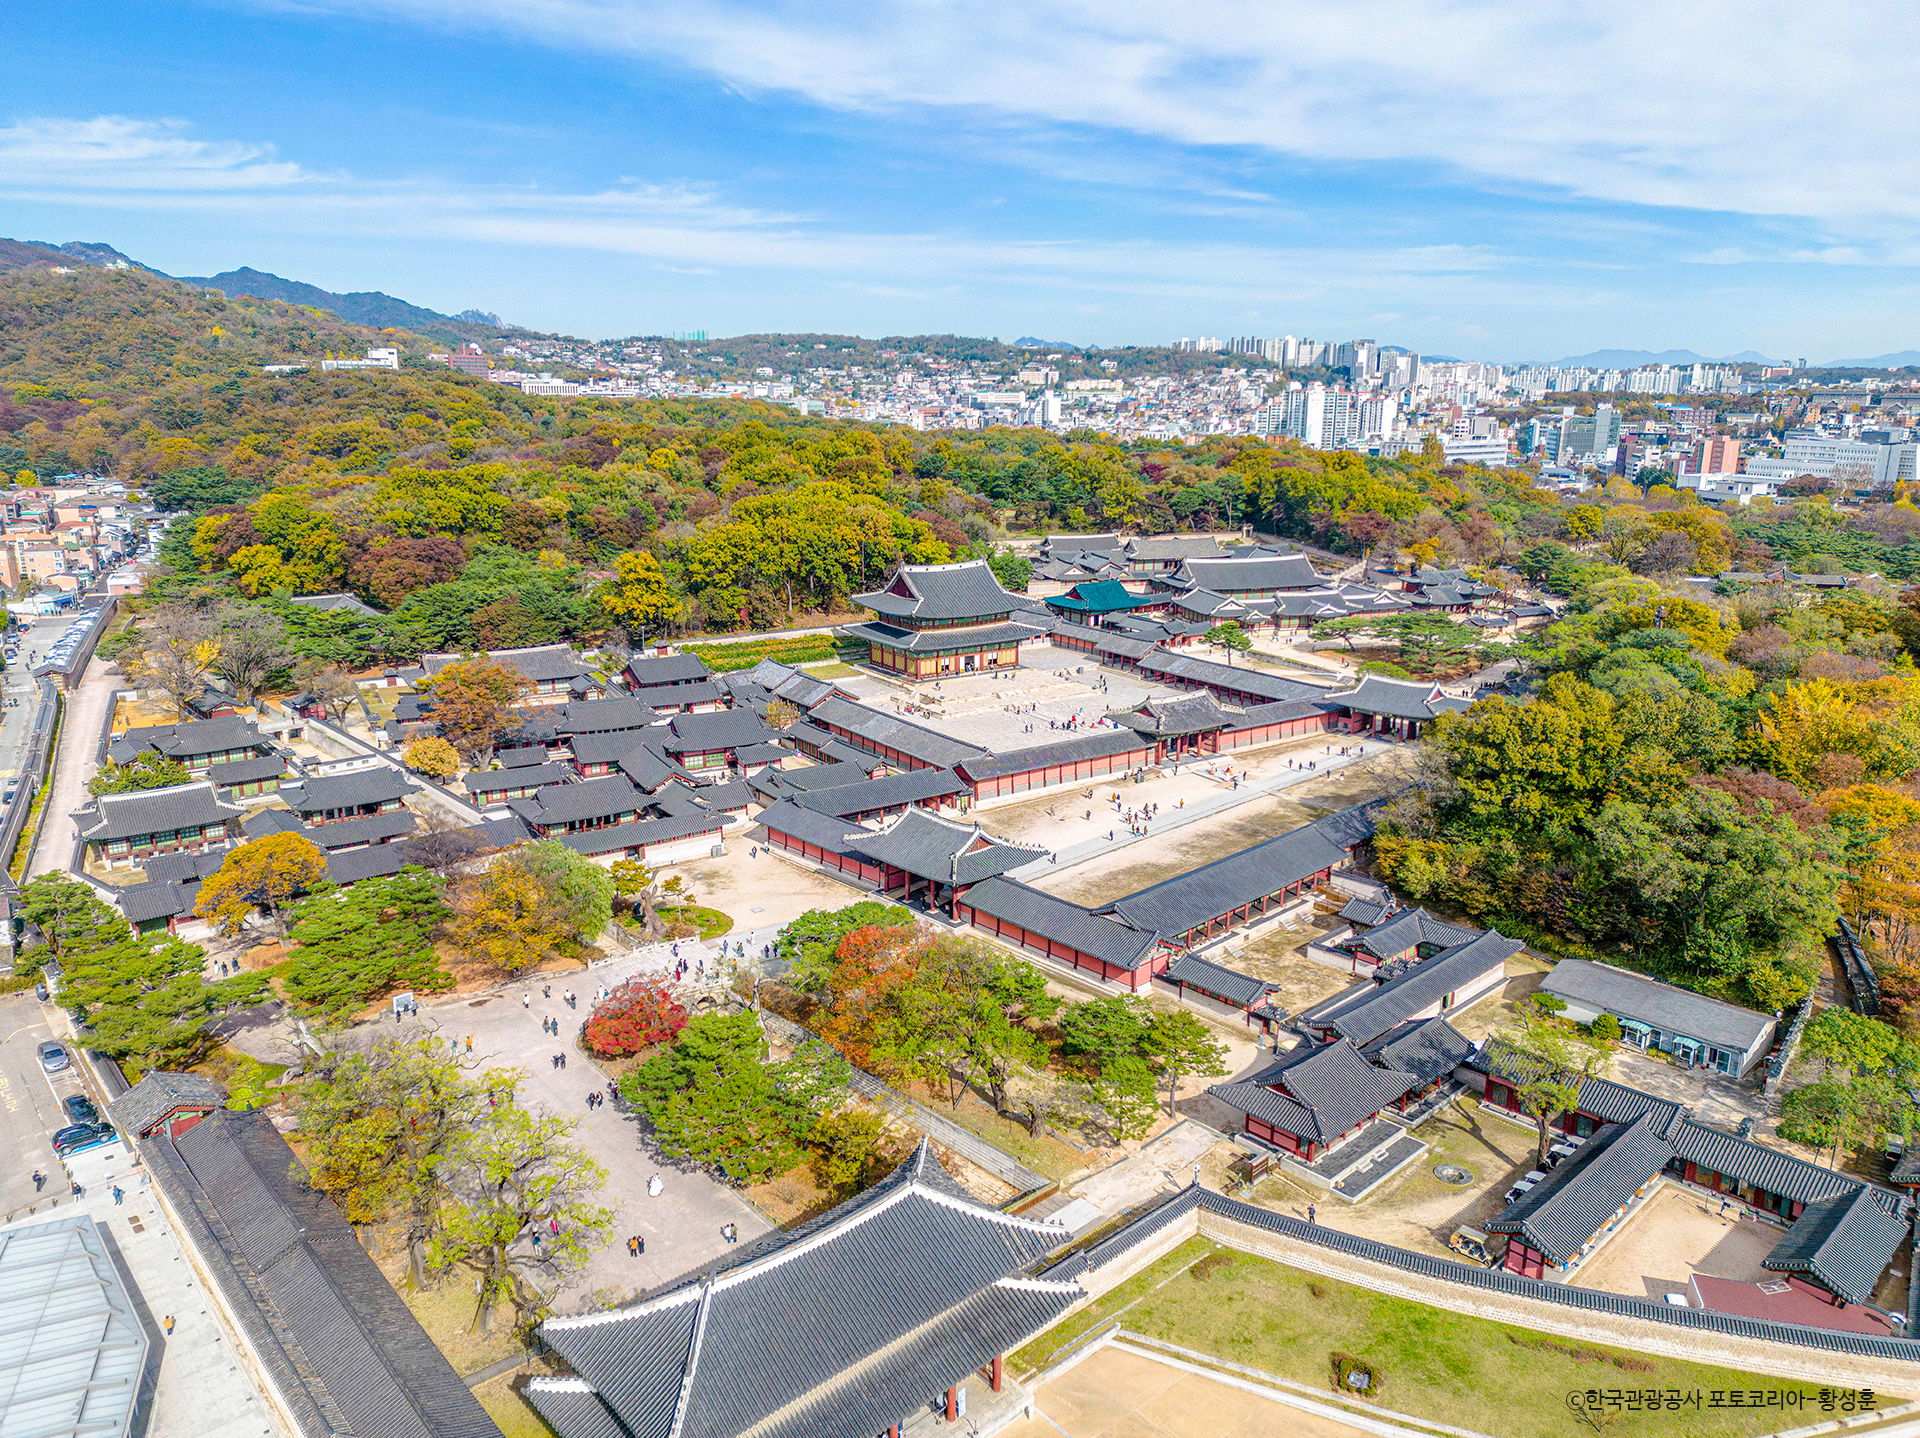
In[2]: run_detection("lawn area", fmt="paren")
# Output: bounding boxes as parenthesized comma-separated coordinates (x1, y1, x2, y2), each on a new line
(473, 1372, 558, 1438)
(1027, 1245, 1897, 1438)
(898, 1079, 1087, 1183)
(1015, 1236, 1216, 1373)
(657, 904, 733, 939)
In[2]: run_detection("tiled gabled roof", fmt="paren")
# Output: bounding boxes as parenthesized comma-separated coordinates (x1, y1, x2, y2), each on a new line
(1485, 1113, 1673, 1264)
(533, 1142, 1072, 1438)
(959, 876, 1162, 970)
(1211, 1038, 1417, 1141)
(853, 559, 1026, 622)
(850, 807, 1044, 884)
(76, 782, 246, 841)
(1359, 1017, 1476, 1086)
(1762, 1187, 1911, 1304)
(1162, 953, 1280, 1009)
(791, 767, 968, 818)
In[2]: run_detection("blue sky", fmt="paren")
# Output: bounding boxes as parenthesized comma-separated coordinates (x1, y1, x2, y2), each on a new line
(5, 1, 1918, 359)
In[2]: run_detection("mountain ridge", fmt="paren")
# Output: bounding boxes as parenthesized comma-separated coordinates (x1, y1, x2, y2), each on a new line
(0, 238, 527, 346)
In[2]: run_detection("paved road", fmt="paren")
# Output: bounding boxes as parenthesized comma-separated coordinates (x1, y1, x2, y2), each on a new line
(29, 652, 116, 879)
(411, 931, 788, 1315)
(0, 989, 104, 1217)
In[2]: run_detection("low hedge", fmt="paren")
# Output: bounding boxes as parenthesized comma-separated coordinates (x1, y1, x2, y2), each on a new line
(689, 634, 840, 671)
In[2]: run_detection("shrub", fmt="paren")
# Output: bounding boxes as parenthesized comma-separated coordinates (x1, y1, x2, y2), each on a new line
(1530, 992, 1568, 1014)
(1190, 1252, 1233, 1282)
(1330, 1352, 1384, 1399)
(689, 635, 838, 671)
(1590, 1013, 1621, 1041)
(583, 979, 688, 1058)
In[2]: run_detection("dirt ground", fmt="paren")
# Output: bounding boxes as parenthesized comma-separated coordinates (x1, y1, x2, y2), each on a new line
(1030, 750, 1415, 908)
(677, 834, 881, 929)
(1202, 915, 1356, 1017)
(1573, 1185, 1779, 1303)
(1003, 1343, 1375, 1438)
(1241, 1100, 1541, 1259)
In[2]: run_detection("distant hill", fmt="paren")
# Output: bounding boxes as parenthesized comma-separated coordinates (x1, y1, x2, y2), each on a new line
(0, 237, 145, 272)
(1545, 347, 1781, 369)
(0, 239, 526, 346)
(170, 266, 523, 344)
(1822, 351, 1920, 369)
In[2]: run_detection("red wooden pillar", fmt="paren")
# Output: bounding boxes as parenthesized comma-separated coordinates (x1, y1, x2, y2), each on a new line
(946, 1385, 959, 1421)
(992, 1354, 1004, 1392)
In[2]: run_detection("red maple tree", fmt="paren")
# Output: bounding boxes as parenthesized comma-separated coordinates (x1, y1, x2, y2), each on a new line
(582, 979, 688, 1058)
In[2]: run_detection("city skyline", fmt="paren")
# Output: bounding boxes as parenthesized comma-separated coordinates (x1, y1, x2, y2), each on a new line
(8, 2, 1920, 358)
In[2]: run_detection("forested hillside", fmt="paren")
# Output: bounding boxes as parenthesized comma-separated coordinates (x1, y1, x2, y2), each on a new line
(15, 263, 1920, 1025)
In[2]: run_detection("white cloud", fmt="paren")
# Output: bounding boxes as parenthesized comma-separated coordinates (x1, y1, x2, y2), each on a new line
(0, 116, 306, 190)
(255, 0, 1920, 233)
(0, 114, 1543, 311)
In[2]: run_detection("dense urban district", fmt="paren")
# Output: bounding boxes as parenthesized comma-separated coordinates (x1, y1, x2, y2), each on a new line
(6, 254, 1920, 1438)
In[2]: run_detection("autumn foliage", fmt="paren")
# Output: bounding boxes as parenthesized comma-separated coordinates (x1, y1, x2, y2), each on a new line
(582, 979, 688, 1058)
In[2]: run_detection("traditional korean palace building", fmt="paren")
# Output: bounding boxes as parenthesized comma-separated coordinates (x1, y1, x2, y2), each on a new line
(1540, 958, 1778, 1079)
(421, 642, 605, 704)
(1474, 1049, 1912, 1312)
(1218, 1039, 1422, 1162)
(77, 781, 247, 869)
(1326, 674, 1472, 740)
(108, 715, 276, 777)
(1043, 579, 1162, 627)
(840, 807, 1043, 914)
(528, 1141, 1078, 1438)
(952, 803, 1381, 987)
(1154, 550, 1323, 601)
(842, 559, 1050, 678)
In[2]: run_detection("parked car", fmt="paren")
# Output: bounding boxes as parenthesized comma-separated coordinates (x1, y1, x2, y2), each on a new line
(61, 1094, 99, 1126)
(1448, 1225, 1500, 1267)
(51, 1121, 113, 1155)
(36, 1040, 69, 1074)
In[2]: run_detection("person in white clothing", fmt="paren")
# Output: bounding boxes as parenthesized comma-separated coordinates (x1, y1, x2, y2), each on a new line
(647, 1175, 664, 1197)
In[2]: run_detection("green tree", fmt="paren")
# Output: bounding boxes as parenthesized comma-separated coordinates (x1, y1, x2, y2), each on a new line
(61, 928, 264, 1070)
(428, 1102, 611, 1335)
(1144, 1008, 1229, 1116)
(1057, 994, 1161, 1137)
(1501, 1015, 1609, 1164)
(299, 1037, 496, 1288)
(622, 1013, 841, 1185)
(283, 868, 451, 1020)
(987, 548, 1032, 593)
(1802, 1007, 1901, 1075)
(1204, 622, 1253, 664)
(778, 900, 916, 996)
(513, 840, 614, 942)
(18, 873, 122, 958)
(87, 753, 193, 795)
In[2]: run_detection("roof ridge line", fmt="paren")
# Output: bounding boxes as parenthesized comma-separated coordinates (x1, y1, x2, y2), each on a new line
(665, 1276, 717, 1438)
